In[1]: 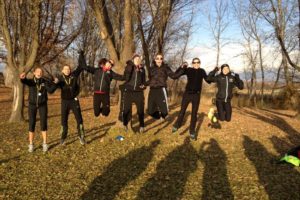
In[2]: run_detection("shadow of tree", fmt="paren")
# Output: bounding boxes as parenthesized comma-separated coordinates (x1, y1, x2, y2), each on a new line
(243, 109, 300, 154)
(80, 140, 160, 200)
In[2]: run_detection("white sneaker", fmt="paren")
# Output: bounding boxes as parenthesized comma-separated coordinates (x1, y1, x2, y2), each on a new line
(42, 143, 48, 152)
(28, 144, 34, 153)
(139, 127, 145, 133)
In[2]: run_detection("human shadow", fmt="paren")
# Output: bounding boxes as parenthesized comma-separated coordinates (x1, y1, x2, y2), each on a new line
(199, 139, 234, 200)
(136, 137, 198, 200)
(80, 140, 160, 200)
(243, 135, 300, 200)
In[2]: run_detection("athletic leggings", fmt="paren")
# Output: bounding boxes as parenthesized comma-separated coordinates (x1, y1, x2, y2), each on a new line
(28, 104, 48, 132)
(122, 90, 144, 127)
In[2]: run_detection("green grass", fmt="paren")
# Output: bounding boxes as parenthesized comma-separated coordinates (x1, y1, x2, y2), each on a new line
(1, 96, 300, 200)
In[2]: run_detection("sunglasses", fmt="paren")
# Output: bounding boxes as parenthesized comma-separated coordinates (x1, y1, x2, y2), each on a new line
(155, 57, 163, 60)
(192, 61, 200, 64)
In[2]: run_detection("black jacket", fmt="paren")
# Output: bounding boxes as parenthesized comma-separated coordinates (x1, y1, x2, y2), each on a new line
(146, 63, 182, 88)
(207, 69, 244, 102)
(123, 60, 146, 92)
(85, 66, 124, 93)
(55, 66, 84, 100)
(177, 67, 210, 93)
(21, 77, 56, 106)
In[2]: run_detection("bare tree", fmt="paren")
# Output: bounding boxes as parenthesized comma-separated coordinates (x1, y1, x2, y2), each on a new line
(207, 0, 230, 68)
(0, 0, 84, 122)
(250, 0, 299, 71)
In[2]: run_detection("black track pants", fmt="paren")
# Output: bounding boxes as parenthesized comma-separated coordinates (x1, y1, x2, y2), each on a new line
(147, 88, 169, 119)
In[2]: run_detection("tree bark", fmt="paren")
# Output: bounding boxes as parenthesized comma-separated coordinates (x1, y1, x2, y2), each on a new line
(9, 78, 24, 122)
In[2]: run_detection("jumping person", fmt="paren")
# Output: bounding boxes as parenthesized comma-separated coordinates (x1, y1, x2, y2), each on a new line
(80, 55, 124, 118)
(20, 67, 56, 152)
(172, 57, 211, 140)
(207, 64, 244, 122)
(53, 54, 86, 145)
(146, 53, 185, 120)
(122, 54, 146, 133)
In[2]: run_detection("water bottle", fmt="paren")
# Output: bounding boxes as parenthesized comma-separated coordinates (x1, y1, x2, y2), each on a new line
(116, 135, 124, 141)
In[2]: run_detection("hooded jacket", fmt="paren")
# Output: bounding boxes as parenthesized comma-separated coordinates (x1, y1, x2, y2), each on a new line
(207, 68, 244, 102)
(123, 60, 146, 92)
(85, 66, 124, 93)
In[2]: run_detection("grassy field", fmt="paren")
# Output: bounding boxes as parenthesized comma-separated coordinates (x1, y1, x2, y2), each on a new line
(0, 87, 300, 200)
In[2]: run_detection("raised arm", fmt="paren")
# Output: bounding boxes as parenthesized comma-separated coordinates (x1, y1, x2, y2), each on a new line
(111, 70, 125, 81)
(166, 65, 185, 79)
(206, 67, 219, 83)
(124, 61, 134, 82)
(234, 73, 244, 90)
(44, 78, 58, 94)
(20, 73, 35, 86)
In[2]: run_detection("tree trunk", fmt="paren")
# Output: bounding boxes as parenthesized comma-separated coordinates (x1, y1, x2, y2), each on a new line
(9, 78, 24, 122)
(258, 40, 264, 106)
(271, 63, 282, 97)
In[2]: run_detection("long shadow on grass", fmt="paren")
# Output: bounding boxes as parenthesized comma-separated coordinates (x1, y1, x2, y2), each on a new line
(243, 136, 300, 200)
(136, 137, 198, 200)
(143, 103, 181, 127)
(48, 122, 115, 150)
(199, 139, 233, 200)
(149, 111, 179, 135)
(80, 140, 160, 200)
(46, 107, 94, 120)
(243, 109, 300, 151)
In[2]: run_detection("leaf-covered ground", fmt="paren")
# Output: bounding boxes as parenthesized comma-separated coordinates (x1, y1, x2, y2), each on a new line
(0, 87, 300, 200)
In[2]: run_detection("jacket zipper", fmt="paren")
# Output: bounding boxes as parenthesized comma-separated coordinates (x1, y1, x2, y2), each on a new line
(99, 72, 104, 91)
(134, 71, 137, 90)
(225, 76, 228, 102)
(36, 90, 39, 107)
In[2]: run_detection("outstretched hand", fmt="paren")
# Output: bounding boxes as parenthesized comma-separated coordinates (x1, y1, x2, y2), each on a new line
(78, 50, 87, 68)
(54, 78, 59, 84)
(181, 62, 188, 68)
(139, 84, 146, 89)
(19, 72, 26, 79)
(214, 66, 219, 71)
